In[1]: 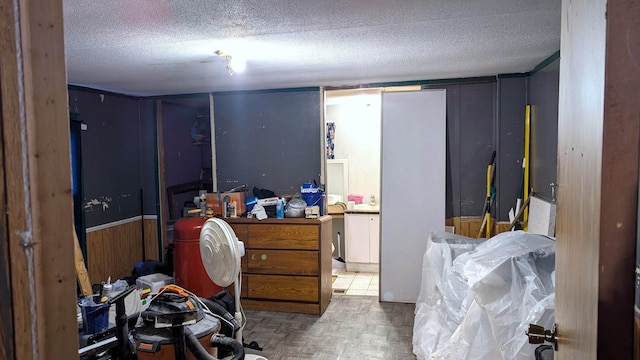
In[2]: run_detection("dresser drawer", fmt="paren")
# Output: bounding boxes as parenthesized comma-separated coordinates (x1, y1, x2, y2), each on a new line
(247, 274, 318, 302)
(247, 250, 318, 276)
(247, 224, 318, 250)
(228, 223, 248, 242)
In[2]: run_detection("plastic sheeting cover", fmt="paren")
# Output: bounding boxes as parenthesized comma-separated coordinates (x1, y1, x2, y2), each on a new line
(413, 231, 555, 360)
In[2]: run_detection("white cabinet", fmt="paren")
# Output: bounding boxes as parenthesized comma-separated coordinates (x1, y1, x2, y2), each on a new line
(345, 213, 380, 266)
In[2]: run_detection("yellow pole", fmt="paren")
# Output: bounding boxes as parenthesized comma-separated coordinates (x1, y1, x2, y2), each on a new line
(523, 105, 531, 230)
(485, 164, 492, 238)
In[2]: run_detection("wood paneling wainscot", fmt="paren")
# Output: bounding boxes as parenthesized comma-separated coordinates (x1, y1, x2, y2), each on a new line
(86, 217, 159, 283)
(447, 217, 512, 238)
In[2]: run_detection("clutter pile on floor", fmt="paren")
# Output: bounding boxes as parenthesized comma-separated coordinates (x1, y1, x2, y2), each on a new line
(413, 230, 556, 360)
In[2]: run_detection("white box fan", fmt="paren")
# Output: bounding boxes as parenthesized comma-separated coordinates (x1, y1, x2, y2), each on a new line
(199, 218, 268, 360)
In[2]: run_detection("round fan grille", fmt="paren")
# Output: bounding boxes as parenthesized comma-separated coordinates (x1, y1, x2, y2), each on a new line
(199, 218, 241, 287)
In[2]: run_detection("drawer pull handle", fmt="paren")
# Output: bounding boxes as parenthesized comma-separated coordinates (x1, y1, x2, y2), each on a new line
(261, 254, 267, 260)
(251, 254, 256, 260)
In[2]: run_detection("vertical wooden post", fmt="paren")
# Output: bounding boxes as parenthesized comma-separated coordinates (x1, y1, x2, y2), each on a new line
(0, 79, 15, 360)
(156, 101, 168, 260)
(0, 0, 77, 358)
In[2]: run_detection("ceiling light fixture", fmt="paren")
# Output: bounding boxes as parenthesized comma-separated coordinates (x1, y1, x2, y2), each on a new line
(215, 50, 245, 76)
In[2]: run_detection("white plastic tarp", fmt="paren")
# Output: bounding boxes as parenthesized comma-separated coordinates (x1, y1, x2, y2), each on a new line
(413, 231, 556, 360)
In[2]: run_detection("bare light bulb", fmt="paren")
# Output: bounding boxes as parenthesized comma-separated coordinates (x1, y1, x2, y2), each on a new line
(228, 57, 246, 73)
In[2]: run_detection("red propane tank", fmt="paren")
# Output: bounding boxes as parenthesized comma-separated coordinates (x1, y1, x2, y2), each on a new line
(173, 217, 223, 298)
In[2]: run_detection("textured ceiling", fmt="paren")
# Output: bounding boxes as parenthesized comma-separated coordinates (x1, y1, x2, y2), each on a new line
(63, 0, 560, 96)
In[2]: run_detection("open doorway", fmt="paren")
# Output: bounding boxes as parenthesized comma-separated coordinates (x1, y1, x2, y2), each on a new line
(156, 94, 213, 258)
(324, 89, 382, 296)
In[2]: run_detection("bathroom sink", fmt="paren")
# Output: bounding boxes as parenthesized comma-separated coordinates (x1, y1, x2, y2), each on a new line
(353, 204, 380, 212)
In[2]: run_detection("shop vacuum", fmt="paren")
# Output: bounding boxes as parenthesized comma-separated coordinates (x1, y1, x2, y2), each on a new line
(135, 285, 244, 360)
(80, 284, 245, 360)
(80, 215, 267, 360)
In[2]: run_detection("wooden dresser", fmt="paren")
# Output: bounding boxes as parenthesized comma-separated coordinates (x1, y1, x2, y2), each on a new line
(225, 216, 332, 315)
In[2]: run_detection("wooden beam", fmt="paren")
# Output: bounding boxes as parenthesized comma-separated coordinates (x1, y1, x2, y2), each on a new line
(156, 101, 168, 261)
(0, 80, 15, 360)
(0, 0, 77, 358)
(74, 229, 93, 297)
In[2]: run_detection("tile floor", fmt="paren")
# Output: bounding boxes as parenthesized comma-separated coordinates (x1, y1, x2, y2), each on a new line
(331, 268, 379, 296)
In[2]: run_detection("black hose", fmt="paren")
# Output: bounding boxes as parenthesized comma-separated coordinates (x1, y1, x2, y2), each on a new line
(184, 328, 218, 360)
(184, 328, 245, 360)
(199, 298, 241, 332)
(211, 334, 245, 360)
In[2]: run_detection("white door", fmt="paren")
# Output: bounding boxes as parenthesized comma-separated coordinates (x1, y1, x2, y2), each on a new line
(380, 90, 446, 303)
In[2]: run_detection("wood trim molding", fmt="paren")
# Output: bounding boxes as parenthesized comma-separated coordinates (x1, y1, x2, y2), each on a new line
(85, 214, 158, 233)
(156, 100, 168, 261)
(0, 0, 77, 358)
(447, 217, 512, 238)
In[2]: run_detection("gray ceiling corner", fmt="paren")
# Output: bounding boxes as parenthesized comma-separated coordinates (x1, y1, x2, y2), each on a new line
(63, 0, 561, 96)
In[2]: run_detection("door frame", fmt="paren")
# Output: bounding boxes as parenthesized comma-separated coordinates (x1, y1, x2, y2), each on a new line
(0, 0, 78, 358)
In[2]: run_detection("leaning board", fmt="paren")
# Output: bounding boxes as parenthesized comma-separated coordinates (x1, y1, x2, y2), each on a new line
(380, 90, 446, 303)
(528, 196, 557, 238)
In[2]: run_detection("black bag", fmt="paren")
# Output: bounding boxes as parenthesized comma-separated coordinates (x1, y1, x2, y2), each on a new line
(253, 186, 276, 199)
(535, 345, 554, 360)
(210, 290, 236, 315)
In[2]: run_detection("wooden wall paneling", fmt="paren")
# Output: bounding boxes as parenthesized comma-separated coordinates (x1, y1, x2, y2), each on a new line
(143, 218, 159, 260)
(467, 219, 481, 239)
(114, 221, 143, 280)
(87, 220, 145, 283)
(494, 221, 512, 235)
(447, 217, 512, 238)
(0, 0, 77, 358)
(87, 227, 108, 283)
(452, 217, 461, 235)
(453, 217, 482, 238)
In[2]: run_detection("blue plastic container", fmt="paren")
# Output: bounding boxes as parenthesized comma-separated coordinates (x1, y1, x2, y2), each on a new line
(302, 192, 324, 215)
(301, 183, 319, 193)
(79, 295, 110, 334)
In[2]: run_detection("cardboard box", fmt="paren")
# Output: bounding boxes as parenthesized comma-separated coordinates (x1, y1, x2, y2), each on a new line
(206, 192, 247, 217)
(305, 206, 320, 219)
(136, 273, 174, 293)
(205, 193, 223, 217)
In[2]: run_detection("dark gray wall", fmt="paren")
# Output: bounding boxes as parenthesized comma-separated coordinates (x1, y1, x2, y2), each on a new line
(457, 83, 497, 217)
(140, 99, 158, 215)
(529, 58, 560, 201)
(497, 77, 528, 220)
(162, 101, 209, 219)
(427, 82, 507, 220)
(68, 87, 157, 227)
(213, 89, 321, 196)
(69, 58, 557, 226)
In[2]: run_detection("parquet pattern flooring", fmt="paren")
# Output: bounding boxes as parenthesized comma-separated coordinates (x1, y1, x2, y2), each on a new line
(242, 295, 416, 360)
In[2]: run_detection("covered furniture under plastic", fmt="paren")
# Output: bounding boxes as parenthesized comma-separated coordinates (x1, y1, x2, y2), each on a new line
(413, 231, 556, 360)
